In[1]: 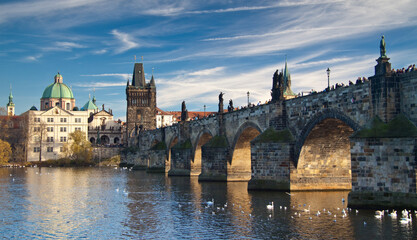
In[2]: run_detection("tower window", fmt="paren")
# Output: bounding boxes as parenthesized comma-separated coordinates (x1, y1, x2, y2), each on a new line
(66, 103, 70, 110)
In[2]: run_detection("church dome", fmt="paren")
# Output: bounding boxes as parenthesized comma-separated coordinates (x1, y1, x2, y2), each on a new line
(41, 73, 74, 99)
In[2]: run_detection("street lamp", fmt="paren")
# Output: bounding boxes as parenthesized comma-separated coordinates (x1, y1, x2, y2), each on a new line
(247, 91, 250, 106)
(326, 68, 331, 90)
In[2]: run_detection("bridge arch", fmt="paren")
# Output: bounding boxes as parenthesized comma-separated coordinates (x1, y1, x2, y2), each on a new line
(191, 129, 214, 176)
(229, 121, 262, 181)
(292, 109, 360, 190)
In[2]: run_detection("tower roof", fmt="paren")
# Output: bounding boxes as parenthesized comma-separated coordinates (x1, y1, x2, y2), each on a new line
(41, 73, 74, 99)
(132, 63, 146, 87)
(81, 98, 98, 111)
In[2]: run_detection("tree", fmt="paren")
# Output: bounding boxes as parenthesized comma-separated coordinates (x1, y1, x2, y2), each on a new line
(0, 139, 12, 165)
(63, 130, 93, 163)
(0, 107, 6, 116)
(30, 120, 47, 163)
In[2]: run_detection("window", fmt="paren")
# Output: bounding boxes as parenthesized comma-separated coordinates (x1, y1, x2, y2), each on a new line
(66, 103, 70, 110)
(34, 147, 40, 152)
(75, 118, 81, 123)
(47, 147, 53, 152)
(60, 147, 64, 152)
(34, 117, 40, 122)
(60, 118, 67, 123)
(75, 127, 81, 131)
(33, 136, 40, 142)
(33, 127, 40, 132)
(60, 136, 67, 142)
(55, 102, 59, 107)
(47, 137, 54, 142)
(47, 127, 54, 132)
(60, 127, 67, 132)
(47, 118, 54, 122)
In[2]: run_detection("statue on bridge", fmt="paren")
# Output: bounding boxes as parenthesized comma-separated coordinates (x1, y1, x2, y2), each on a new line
(218, 92, 224, 113)
(181, 101, 188, 121)
(228, 99, 234, 112)
(271, 70, 284, 102)
(380, 35, 387, 58)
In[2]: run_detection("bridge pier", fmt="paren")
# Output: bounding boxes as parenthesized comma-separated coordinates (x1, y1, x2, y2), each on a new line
(146, 149, 166, 173)
(348, 116, 417, 209)
(198, 136, 229, 181)
(168, 140, 193, 176)
(248, 128, 293, 190)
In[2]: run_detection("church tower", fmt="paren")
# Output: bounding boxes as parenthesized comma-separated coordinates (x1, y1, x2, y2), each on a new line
(126, 63, 157, 138)
(7, 86, 15, 116)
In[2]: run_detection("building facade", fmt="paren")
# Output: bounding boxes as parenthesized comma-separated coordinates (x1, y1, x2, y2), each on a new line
(24, 106, 89, 162)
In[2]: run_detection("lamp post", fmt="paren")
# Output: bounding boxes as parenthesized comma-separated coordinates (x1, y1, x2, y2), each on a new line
(247, 91, 250, 106)
(326, 68, 331, 91)
(203, 105, 206, 117)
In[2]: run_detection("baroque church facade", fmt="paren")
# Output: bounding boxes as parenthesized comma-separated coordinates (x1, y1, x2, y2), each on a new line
(19, 73, 123, 162)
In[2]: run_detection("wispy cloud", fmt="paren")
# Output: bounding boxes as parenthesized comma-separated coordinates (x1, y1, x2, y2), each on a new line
(92, 49, 107, 55)
(111, 29, 139, 54)
(81, 73, 130, 80)
(74, 81, 126, 88)
(22, 54, 43, 62)
(41, 41, 86, 52)
(188, 67, 225, 76)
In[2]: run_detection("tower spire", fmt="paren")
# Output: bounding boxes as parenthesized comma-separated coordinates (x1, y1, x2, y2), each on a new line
(7, 84, 15, 116)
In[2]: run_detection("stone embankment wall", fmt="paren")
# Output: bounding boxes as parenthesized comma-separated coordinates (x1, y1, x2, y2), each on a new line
(93, 147, 120, 160)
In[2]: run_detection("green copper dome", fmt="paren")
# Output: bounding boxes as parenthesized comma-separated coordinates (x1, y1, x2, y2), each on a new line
(41, 83, 74, 99)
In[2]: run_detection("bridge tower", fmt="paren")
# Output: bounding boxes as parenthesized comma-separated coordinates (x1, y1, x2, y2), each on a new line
(126, 63, 157, 141)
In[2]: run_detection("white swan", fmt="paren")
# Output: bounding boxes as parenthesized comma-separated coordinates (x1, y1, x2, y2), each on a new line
(207, 198, 214, 206)
(266, 202, 274, 210)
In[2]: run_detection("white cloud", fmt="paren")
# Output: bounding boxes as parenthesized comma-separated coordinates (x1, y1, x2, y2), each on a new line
(111, 29, 139, 54)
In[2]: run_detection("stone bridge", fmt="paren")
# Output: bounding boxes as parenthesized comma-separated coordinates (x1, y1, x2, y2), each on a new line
(123, 54, 417, 209)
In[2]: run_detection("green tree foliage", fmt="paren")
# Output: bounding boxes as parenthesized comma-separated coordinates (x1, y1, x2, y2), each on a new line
(63, 130, 93, 164)
(0, 139, 12, 165)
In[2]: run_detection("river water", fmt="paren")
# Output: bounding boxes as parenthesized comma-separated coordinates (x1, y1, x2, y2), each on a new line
(0, 167, 416, 239)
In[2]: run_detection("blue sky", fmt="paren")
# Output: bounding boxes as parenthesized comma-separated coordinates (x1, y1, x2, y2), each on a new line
(1, 0, 417, 120)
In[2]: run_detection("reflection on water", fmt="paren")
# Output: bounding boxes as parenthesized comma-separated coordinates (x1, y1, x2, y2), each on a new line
(0, 167, 416, 239)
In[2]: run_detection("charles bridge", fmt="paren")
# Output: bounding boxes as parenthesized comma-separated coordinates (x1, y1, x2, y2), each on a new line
(122, 42, 417, 209)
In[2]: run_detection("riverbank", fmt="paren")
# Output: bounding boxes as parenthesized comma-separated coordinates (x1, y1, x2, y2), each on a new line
(0, 155, 121, 168)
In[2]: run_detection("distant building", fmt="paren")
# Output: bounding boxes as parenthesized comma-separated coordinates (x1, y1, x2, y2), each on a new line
(156, 107, 174, 128)
(87, 105, 123, 146)
(169, 111, 216, 123)
(126, 63, 157, 138)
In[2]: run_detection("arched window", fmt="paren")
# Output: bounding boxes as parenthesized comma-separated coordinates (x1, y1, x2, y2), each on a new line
(66, 102, 70, 110)
(114, 137, 119, 144)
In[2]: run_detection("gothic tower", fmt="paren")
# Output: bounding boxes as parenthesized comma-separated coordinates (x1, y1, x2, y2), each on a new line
(126, 63, 157, 138)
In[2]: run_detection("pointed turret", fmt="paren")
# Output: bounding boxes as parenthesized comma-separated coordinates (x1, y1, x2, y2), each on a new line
(150, 75, 156, 88)
(132, 63, 146, 87)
